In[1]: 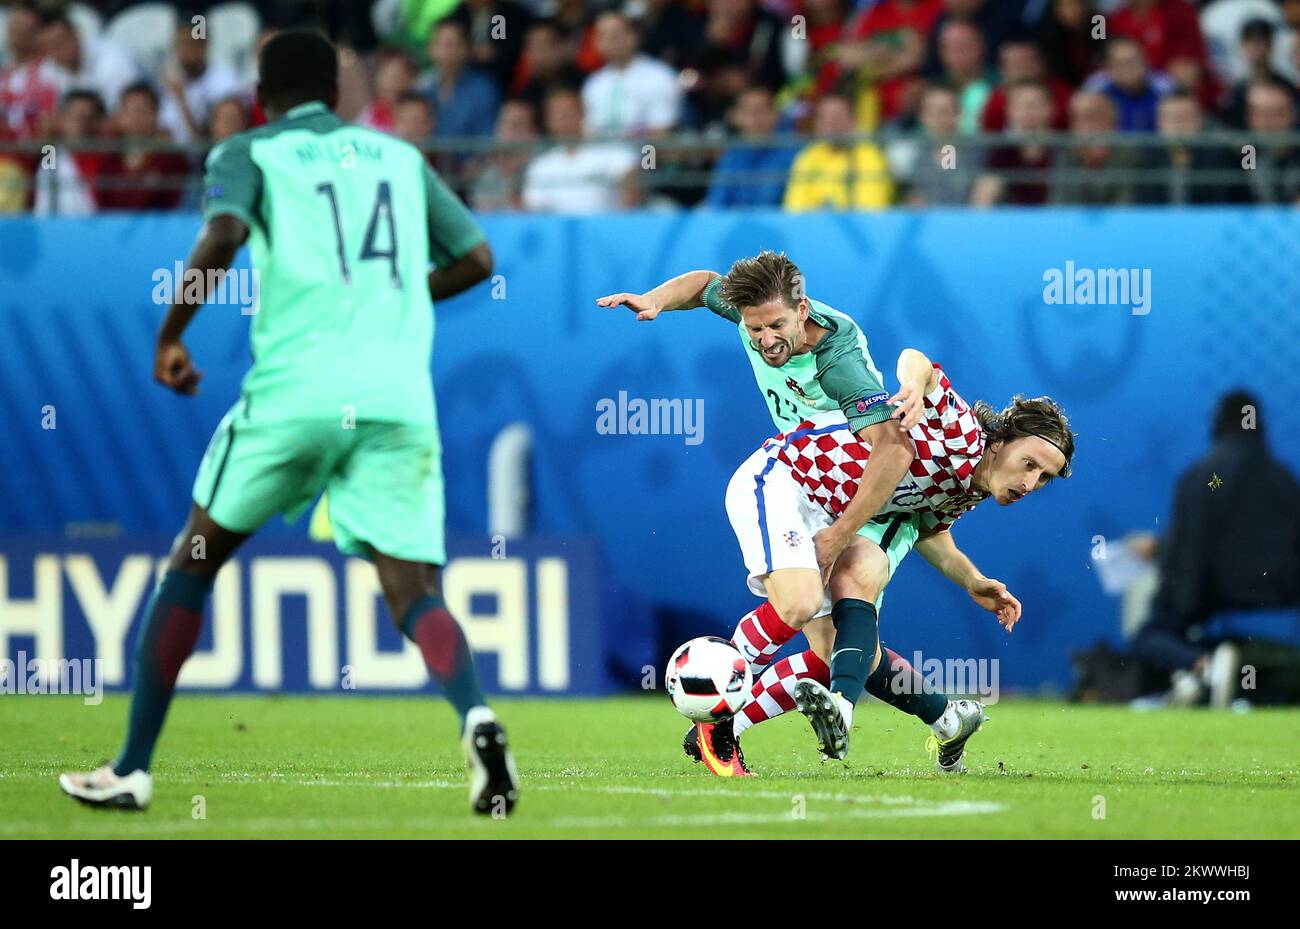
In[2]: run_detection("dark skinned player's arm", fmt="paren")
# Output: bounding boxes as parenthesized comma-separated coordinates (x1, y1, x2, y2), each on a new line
(158, 214, 247, 342)
(421, 157, 492, 301)
(155, 213, 249, 394)
(427, 241, 494, 301)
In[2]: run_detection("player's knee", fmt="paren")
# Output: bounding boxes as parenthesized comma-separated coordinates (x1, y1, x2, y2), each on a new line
(830, 538, 889, 603)
(766, 575, 824, 629)
(376, 561, 439, 627)
(382, 585, 426, 628)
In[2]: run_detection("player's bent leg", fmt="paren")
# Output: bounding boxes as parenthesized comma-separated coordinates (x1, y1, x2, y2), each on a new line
(728, 566, 822, 677)
(761, 567, 825, 630)
(688, 570, 821, 777)
(167, 504, 253, 579)
(827, 536, 887, 692)
(828, 534, 890, 607)
(794, 538, 887, 760)
(698, 614, 834, 766)
(828, 530, 987, 770)
(732, 648, 830, 739)
(723, 447, 824, 675)
(373, 553, 519, 815)
(709, 449, 837, 774)
(61, 506, 251, 810)
(830, 537, 939, 726)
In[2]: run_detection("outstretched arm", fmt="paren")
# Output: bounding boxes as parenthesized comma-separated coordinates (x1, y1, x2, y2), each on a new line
(915, 530, 1022, 632)
(155, 213, 248, 395)
(595, 270, 721, 321)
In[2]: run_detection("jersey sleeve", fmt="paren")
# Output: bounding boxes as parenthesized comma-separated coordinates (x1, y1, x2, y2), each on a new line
(423, 161, 486, 269)
(919, 363, 952, 432)
(202, 136, 262, 229)
(818, 351, 893, 432)
(701, 275, 741, 323)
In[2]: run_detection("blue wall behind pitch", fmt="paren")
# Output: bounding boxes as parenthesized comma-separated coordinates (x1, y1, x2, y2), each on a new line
(3, 208, 1299, 689)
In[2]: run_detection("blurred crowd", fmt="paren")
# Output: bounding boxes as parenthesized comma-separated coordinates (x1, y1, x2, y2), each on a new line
(4, 0, 1300, 213)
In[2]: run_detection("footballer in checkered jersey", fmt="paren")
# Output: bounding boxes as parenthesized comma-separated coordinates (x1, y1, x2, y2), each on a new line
(724, 351, 1075, 766)
(599, 251, 1074, 776)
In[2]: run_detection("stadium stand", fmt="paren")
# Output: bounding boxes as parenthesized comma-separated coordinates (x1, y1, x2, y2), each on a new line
(2, 0, 1299, 210)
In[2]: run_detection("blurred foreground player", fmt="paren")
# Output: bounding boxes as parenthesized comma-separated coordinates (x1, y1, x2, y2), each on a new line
(59, 30, 518, 816)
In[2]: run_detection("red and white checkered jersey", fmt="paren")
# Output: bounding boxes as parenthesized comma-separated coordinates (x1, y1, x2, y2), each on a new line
(762, 365, 989, 533)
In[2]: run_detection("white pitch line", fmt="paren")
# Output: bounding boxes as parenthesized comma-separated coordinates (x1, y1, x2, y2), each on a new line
(0, 816, 445, 837)
(2, 775, 1007, 836)
(229, 776, 961, 807)
(0, 799, 1005, 838)
(549, 801, 1006, 830)
(218, 776, 1010, 824)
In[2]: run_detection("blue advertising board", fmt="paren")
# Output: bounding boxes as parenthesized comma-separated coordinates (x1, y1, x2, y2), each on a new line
(3, 208, 1298, 688)
(0, 535, 617, 695)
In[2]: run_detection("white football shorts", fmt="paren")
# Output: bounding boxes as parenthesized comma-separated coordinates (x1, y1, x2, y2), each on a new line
(724, 445, 833, 599)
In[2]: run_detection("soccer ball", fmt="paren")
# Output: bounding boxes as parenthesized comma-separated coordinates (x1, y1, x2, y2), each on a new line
(665, 636, 752, 722)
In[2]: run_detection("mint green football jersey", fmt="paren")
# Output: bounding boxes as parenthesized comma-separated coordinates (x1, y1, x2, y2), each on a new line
(702, 276, 893, 433)
(201, 101, 485, 425)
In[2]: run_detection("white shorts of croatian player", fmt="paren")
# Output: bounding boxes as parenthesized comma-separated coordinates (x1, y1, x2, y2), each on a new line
(725, 444, 834, 611)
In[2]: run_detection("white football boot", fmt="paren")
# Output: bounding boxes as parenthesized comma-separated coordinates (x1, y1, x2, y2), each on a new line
(462, 706, 520, 816)
(59, 765, 153, 810)
(925, 700, 988, 774)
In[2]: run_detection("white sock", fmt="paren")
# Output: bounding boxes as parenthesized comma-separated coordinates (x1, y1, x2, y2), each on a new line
(930, 701, 960, 740)
(836, 694, 855, 729)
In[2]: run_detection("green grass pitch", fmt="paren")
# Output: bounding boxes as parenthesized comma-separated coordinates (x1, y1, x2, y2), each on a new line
(4, 694, 1298, 839)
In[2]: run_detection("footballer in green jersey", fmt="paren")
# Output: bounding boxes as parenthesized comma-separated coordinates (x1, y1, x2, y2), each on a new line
(60, 31, 518, 817)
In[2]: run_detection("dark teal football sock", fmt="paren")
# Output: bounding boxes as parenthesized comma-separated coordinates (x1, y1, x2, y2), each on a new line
(113, 570, 211, 775)
(865, 646, 949, 724)
(399, 595, 488, 729)
(828, 598, 879, 706)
